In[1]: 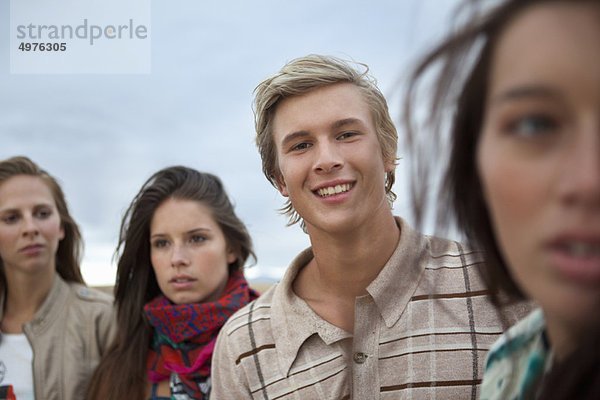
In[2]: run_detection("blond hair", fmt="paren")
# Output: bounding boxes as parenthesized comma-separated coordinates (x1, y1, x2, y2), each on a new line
(253, 54, 398, 227)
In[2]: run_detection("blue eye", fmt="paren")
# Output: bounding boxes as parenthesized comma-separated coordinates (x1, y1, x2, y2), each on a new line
(338, 131, 357, 140)
(291, 142, 310, 152)
(510, 115, 556, 137)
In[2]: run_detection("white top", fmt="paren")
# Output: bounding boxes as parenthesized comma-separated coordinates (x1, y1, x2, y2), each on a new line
(0, 333, 35, 400)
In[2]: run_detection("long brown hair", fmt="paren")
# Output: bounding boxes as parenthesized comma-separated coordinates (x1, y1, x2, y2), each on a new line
(403, 0, 600, 398)
(0, 156, 84, 289)
(402, 0, 586, 305)
(87, 166, 255, 400)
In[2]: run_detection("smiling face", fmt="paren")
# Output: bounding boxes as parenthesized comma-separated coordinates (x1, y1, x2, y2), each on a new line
(477, 2, 600, 352)
(272, 82, 394, 236)
(149, 198, 236, 305)
(0, 175, 64, 279)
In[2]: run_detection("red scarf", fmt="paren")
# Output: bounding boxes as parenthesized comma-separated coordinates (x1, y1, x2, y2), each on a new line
(143, 270, 259, 399)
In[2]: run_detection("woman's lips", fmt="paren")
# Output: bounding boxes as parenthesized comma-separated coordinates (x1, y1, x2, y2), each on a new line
(20, 244, 44, 255)
(548, 239, 600, 284)
(170, 276, 196, 289)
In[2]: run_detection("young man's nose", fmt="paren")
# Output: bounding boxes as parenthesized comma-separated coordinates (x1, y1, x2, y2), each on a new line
(314, 142, 343, 173)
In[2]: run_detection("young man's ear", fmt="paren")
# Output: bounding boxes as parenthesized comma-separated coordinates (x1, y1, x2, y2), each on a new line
(273, 172, 289, 197)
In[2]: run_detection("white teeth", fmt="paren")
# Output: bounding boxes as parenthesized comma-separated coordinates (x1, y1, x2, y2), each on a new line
(317, 183, 352, 197)
(564, 242, 600, 257)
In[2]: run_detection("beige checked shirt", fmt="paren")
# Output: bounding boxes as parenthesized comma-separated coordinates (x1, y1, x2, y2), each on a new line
(210, 218, 529, 399)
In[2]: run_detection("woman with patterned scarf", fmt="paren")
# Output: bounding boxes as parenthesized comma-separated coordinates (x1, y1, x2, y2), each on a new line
(87, 166, 259, 400)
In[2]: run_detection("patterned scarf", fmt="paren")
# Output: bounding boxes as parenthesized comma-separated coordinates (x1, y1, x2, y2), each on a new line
(143, 270, 259, 399)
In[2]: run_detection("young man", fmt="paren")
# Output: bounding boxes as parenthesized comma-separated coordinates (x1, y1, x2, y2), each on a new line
(211, 55, 522, 399)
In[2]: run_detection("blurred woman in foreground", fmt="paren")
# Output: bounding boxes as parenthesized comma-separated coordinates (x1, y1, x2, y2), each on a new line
(405, 0, 600, 398)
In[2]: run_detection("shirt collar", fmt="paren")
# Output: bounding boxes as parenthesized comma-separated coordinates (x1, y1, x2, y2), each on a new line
(0, 272, 69, 335)
(270, 248, 351, 377)
(29, 272, 69, 334)
(367, 217, 429, 328)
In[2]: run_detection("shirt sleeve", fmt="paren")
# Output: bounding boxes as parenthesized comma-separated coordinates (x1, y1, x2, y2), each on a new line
(210, 325, 253, 400)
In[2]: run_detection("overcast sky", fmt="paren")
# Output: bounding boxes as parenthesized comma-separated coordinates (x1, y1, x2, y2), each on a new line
(2, 0, 461, 286)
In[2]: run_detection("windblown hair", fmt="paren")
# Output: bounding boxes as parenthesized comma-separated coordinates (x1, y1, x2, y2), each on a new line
(404, 0, 600, 398)
(402, 0, 583, 304)
(0, 156, 84, 288)
(87, 166, 255, 400)
(254, 54, 398, 227)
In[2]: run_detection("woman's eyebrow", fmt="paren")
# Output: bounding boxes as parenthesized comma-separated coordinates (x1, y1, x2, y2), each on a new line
(186, 227, 211, 235)
(0, 203, 53, 214)
(490, 84, 561, 105)
(150, 227, 211, 239)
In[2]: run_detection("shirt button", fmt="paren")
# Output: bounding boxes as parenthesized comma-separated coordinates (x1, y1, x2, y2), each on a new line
(353, 352, 367, 364)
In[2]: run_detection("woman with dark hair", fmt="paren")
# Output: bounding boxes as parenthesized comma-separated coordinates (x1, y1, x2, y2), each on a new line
(404, 0, 600, 398)
(87, 166, 258, 400)
(0, 156, 114, 399)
